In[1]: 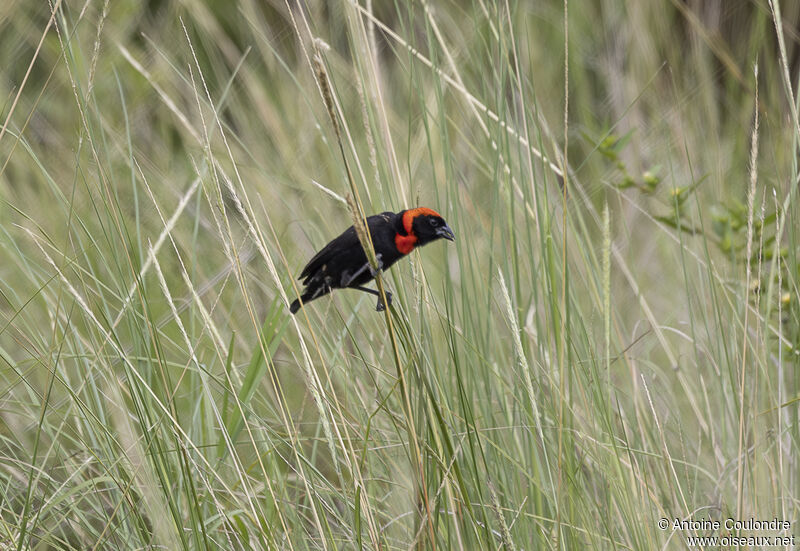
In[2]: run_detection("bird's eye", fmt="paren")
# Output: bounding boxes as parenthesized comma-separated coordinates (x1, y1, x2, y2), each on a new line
(429, 218, 439, 227)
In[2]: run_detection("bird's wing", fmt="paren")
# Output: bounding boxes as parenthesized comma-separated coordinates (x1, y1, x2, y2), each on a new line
(299, 225, 359, 281)
(298, 213, 397, 282)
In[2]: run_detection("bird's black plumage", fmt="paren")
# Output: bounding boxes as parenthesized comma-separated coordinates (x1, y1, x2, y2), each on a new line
(290, 208, 454, 314)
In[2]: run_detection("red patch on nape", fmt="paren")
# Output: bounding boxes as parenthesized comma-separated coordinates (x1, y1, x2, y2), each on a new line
(401, 207, 442, 234)
(396, 207, 441, 255)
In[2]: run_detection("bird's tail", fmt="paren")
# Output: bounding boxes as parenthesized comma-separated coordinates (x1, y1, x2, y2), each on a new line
(289, 290, 322, 314)
(289, 297, 305, 314)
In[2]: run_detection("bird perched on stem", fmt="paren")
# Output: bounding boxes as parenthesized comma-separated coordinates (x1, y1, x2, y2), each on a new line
(290, 207, 455, 314)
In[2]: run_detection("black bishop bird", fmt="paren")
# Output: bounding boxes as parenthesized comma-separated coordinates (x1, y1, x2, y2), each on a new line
(290, 207, 455, 314)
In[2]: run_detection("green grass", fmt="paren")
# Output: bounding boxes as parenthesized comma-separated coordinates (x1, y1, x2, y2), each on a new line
(1, 0, 798, 549)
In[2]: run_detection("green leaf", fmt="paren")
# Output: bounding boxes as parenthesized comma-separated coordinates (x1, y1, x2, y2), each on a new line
(218, 295, 289, 458)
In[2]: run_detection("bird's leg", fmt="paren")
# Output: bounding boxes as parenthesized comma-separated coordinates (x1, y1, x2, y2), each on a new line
(368, 255, 390, 310)
(347, 254, 391, 310)
(344, 254, 384, 286)
(368, 253, 384, 277)
(352, 285, 393, 311)
(344, 253, 382, 287)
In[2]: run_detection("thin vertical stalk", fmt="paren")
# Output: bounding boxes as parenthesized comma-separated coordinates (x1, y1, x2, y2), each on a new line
(556, 0, 569, 548)
(312, 47, 436, 550)
(736, 62, 759, 524)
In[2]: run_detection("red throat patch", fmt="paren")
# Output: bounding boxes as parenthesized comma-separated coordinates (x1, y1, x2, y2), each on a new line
(395, 233, 418, 254)
(395, 207, 442, 255)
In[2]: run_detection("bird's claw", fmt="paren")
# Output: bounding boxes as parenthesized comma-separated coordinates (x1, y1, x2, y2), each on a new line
(375, 290, 393, 311)
(369, 254, 384, 278)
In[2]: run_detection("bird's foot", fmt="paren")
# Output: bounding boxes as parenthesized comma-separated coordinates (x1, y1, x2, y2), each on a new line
(369, 254, 384, 278)
(375, 290, 393, 311)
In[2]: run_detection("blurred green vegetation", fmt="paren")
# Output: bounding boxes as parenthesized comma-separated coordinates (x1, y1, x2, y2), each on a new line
(1, 0, 799, 549)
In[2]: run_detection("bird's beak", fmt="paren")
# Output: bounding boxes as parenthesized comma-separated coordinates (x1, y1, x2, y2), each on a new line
(437, 225, 455, 242)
